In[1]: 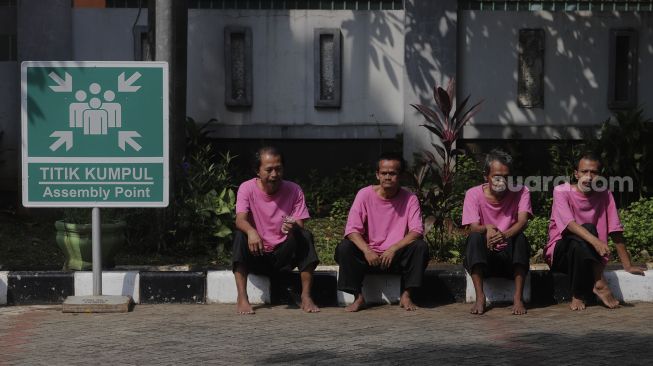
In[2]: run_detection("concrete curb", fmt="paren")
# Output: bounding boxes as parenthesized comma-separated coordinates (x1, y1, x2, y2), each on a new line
(7, 272, 73, 305)
(74, 271, 140, 303)
(0, 272, 7, 305)
(465, 272, 532, 304)
(2, 268, 652, 306)
(206, 271, 270, 304)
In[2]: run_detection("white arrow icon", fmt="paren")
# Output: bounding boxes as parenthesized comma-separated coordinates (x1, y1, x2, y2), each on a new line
(118, 131, 142, 151)
(48, 72, 72, 92)
(118, 72, 142, 92)
(49, 131, 73, 151)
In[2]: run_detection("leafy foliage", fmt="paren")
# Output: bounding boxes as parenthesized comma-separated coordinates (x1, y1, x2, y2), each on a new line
(304, 217, 347, 265)
(619, 197, 653, 262)
(410, 79, 484, 260)
(166, 118, 237, 255)
(297, 164, 374, 218)
(524, 215, 550, 259)
(588, 107, 653, 205)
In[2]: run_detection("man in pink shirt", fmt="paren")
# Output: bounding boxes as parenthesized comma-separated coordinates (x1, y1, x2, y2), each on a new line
(232, 146, 320, 314)
(462, 150, 532, 315)
(547, 152, 646, 311)
(335, 152, 428, 312)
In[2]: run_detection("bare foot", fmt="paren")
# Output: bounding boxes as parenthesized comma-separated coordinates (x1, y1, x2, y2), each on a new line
(470, 297, 486, 315)
(512, 298, 527, 315)
(399, 291, 418, 311)
(345, 294, 365, 312)
(593, 282, 620, 309)
(236, 296, 255, 315)
(301, 295, 320, 313)
(570, 296, 585, 311)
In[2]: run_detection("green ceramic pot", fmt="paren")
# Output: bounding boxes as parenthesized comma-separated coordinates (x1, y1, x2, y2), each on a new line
(55, 220, 126, 271)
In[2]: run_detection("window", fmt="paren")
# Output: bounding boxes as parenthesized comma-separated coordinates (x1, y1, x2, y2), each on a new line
(314, 28, 342, 108)
(517, 29, 544, 108)
(224, 26, 253, 107)
(608, 29, 638, 109)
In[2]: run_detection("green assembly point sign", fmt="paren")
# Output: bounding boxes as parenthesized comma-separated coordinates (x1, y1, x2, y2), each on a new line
(21, 61, 169, 207)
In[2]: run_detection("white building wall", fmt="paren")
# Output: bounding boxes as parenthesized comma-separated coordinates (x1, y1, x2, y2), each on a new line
(72, 8, 148, 61)
(186, 10, 405, 139)
(460, 11, 653, 139)
(70, 9, 405, 139)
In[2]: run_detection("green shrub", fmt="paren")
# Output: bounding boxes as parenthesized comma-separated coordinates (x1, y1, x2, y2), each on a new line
(619, 197, 653, 261)
(165, 118, 238, 256)
(524, 215, 549, 261)
(298, 164, 374, 217)
(305, 217, 346, 265)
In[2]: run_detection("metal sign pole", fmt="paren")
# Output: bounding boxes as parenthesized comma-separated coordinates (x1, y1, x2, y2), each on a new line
(92, 207, 102, 296)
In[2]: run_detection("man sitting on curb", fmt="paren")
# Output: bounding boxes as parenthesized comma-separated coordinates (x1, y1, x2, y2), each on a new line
(462, 149, 532, 315)
(547, 152, 646, 311)
(232, 146, 320, 314)
(335, 152, 428, 312)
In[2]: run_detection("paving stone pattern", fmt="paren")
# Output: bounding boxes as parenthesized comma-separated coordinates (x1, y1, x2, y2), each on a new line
(1, 302, 652, 365)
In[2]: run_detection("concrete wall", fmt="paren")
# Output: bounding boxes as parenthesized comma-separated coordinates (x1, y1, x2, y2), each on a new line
(0, 0, 73, 192)
(402, 0, 458, 160)
(72, 8, 148, 61)
(68, 9, 406, 139)
(460, 11, 653, 139)
(186, 9, 405, 139)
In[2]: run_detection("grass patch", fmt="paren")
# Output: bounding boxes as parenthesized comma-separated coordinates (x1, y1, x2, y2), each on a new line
(305, 217, 346, 266)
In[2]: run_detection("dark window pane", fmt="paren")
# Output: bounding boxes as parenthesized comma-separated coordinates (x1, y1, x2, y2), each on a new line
(614, 35, 631, 102)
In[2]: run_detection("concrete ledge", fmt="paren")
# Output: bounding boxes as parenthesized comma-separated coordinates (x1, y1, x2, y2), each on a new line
(0, 272, 7, 305)
(465, 273, 532, 304)
(0, 267, 650, 306)
(7, 272, 74, 305)
(206, 271, 270, 304)
(605, 270, 653, 302)
(140, 272, 205, 304)
(414, 269, 467, 304)
(337, 274, 401, 306)
(74, 271, 140, 303)
(271, 272, 338, 307)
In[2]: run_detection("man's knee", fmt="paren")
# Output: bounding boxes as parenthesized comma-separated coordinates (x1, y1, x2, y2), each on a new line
(581, 223, 599, 237)
(336, 239, 357, 259)
(466, 232, 485, 248)
(411, 239, 429, 258)
(296, 227, 314, 242)
(233, 230, 247, 243)
(513, 232, 531, 253)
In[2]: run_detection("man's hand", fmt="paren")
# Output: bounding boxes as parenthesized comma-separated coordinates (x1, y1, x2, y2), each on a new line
(624, 265, 647, 276)
(364, 249, 381, 267)
(247, 230, 264, 256)
(485, 225, 500, 249)
(281, 216, 296, 234)
(489, 230, 506, 247)
(379, 247, 397, 269)
(591, 240, 610, 257)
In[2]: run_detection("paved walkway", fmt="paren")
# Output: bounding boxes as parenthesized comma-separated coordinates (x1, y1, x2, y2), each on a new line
(1, 302, 652, 365)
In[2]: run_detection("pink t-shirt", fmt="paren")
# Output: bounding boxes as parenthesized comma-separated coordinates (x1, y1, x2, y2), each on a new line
(461, 184, 533, 251)
(546, 183, 623, 265)
(235, 178, 310, 252)
(344, 186, 424, 254)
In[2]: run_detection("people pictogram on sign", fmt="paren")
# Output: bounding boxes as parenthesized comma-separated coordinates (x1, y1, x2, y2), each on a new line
(103, 90, 122, 128)
(70, 83, 123, 136)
